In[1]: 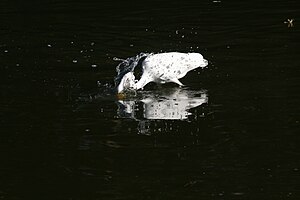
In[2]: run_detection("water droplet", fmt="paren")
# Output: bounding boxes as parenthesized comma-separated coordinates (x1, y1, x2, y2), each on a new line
(175, 30, 179, 34)
(47, 44, 52, 48)
(85, 128, 90, 132)
(4, 50, 8, 53)
(90, 42, 95, 46)
(72, 60, 78, 63)
(232, 192, 244, 196)
(16, 63, 20, 67)
(130, 44, 134, 47)
(91, 64, 97, 68)
(181, 35, 185, 38)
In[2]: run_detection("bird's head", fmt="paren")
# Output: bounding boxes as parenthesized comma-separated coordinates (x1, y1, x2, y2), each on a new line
(117, 71, 136, 93)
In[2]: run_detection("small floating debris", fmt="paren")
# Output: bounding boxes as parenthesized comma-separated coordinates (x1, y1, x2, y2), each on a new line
(91, 64, 97, 68)
(284, 18, 294, 28)
(232, 192, 244, 196)
(47, 44, 52, 48)
(184, 180, 201, 187)
(4, 50, 8, 53)
(72, 59, 78, 63)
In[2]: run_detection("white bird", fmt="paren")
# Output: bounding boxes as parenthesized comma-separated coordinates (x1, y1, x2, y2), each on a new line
(117, 52, 208, 93)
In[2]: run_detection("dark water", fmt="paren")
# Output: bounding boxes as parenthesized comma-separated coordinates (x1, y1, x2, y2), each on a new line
(1, 0, 299, 199)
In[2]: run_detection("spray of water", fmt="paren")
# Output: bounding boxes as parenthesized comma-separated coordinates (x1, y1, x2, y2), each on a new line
(114, 52, 151, 88)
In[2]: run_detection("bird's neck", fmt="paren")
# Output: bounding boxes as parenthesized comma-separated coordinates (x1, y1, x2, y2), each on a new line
(135, 75, 152, 90)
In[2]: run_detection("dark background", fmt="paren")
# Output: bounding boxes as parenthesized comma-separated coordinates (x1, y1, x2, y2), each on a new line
(0, 0, 299, 199)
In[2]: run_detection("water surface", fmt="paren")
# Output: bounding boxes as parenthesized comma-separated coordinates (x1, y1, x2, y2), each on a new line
(0, 0, 299, 199)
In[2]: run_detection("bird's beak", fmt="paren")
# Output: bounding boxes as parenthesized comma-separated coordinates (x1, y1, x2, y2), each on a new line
(117, 92, 126, 100)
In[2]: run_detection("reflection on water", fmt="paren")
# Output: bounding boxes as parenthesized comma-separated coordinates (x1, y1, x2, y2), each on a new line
(117, 88, 207, 120)
(117, 88, 208, 134)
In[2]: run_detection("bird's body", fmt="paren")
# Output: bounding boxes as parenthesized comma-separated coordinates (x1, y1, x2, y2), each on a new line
(117, 52, 208, 93)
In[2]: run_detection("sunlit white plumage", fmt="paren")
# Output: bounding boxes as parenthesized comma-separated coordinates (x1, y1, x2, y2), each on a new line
(117, 52, 208, 93)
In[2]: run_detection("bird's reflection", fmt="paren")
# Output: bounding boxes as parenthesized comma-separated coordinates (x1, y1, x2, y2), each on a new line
(117, 88, 208, 120)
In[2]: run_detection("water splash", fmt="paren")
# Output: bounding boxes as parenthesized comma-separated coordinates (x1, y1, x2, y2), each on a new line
(114, 52, 151, 88)
(76, 82, 116, 102)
